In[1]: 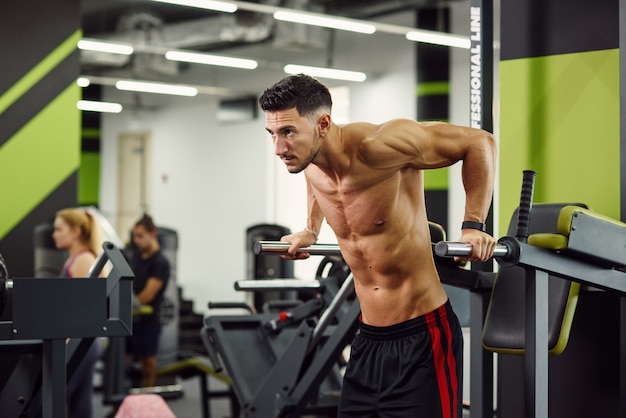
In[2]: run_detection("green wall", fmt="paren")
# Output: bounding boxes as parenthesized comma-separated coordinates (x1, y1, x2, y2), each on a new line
(0, 1, 81, 276)
(499, 49, 619, 233)
(498, 0, 619, 234)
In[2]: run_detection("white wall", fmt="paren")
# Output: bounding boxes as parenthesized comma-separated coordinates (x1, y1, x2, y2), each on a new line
(100, 94, 270, 313)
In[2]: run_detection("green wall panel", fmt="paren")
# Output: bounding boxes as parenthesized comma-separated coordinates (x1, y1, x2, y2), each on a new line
(499, 49, 619, 233)
(0, 83, 80, 239)
(424, 167, 449, 190)
(79, 152, 100, 205)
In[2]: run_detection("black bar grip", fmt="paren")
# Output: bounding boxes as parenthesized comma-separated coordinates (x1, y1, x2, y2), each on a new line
(516, 170, 536, 243)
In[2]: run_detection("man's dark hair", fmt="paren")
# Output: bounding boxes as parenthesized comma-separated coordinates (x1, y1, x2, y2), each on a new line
(259, 74, 332, 117)
(134, 213, 157, 233)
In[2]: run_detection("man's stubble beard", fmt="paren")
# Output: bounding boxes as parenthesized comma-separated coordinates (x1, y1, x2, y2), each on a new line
(288, 133, 321, 174)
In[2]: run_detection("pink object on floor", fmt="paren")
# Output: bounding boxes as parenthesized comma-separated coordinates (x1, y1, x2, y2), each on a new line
(115, 394, 177, 418)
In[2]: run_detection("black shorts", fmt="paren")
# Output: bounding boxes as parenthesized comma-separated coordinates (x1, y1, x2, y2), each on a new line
(128, 322, 162, 358)
(338, 300, 463, 418)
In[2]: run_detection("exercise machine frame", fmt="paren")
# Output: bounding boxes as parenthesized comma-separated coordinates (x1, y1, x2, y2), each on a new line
(437, 170, 626, 418)
(0, 242, 134, 418)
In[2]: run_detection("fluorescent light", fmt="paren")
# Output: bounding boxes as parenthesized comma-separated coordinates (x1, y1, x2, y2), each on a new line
(405, 31, 471, 49)
(77, 77, 90, 87)
(115, 80, 199, 96)
(151, 0, 236, 12)
(273, 11, 376, 34)
(77, 40, 134, 55)
(165, 50, 257, 69)
(284, 64, 366, 82)
(77, 100, 123, 113)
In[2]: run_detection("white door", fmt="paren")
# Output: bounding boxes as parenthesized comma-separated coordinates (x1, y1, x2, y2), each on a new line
(117, 132, 151, 243)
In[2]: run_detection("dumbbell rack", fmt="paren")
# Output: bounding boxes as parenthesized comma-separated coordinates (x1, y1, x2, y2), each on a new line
(0, 242, 134, 418)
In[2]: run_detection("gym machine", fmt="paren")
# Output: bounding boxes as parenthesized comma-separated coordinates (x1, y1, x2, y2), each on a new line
(0, 242, 134, 418)
(436, 170, 626, 418)
(202, 251, 357, 418)
(201, 223, 490, 418)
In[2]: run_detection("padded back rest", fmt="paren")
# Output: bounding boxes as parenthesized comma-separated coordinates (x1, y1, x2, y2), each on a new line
(482, 203, 587, 355)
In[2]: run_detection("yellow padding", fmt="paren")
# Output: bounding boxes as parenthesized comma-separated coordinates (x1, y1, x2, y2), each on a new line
(482, 282, 580, 356)
(157, 357, 232, 385)
(528, 233, 569, 250)
(549, 282, 580, 356)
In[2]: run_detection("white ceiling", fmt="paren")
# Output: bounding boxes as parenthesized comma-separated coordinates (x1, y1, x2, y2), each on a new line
(78, 0, 463, 101)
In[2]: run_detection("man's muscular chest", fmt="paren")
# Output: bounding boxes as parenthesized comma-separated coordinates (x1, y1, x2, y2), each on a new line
(307, 169, 406, 237)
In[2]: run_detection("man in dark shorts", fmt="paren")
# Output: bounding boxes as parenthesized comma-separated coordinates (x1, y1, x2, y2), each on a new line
(128, 214, 170, 388)
(259, 74, 497, 417)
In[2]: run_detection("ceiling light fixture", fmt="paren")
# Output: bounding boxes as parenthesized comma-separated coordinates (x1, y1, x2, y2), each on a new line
(77, 40, 134, 55)
(151, 0, 237, 13)
(284, 64, 367, 82)
(405, 31, 471, 49)
(77, 100, 123, 113)
(165, 50, 257, 69)
(115, 80, 199, 96)
(273, 10, 376, 34)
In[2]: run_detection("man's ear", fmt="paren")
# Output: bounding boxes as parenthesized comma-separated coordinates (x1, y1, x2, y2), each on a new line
(318, 114, 331, 136)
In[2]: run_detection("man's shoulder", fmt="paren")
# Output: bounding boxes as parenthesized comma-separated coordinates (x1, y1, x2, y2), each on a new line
(154, 251, 170, 266)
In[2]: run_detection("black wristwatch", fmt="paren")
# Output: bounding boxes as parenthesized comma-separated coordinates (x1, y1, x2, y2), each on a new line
(461, 221, 487, 232)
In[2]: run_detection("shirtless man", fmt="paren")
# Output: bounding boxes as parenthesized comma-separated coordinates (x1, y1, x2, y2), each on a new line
(259, 74, 497, 418)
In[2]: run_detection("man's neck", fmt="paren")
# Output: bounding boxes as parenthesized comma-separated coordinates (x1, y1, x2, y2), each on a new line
(141, 242, 159, 259)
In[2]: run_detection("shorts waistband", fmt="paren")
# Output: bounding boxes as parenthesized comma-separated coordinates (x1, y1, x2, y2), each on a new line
(358, 300, 452, 340)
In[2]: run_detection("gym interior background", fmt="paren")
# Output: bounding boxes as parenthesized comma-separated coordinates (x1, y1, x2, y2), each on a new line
(0, 0, 622, 416)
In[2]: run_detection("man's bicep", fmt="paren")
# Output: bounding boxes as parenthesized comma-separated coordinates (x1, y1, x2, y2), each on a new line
(413, 123, 479, 169)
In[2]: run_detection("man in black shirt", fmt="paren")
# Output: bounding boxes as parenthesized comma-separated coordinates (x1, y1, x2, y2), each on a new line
(129, 214, 170, 387)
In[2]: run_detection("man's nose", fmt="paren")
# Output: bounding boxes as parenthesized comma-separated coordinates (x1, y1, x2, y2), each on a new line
(274, 138, 288, 155)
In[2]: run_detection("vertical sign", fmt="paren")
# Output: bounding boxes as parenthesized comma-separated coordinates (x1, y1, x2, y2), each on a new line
(469, 2, 493, 133)
(468, 2, 495, 418)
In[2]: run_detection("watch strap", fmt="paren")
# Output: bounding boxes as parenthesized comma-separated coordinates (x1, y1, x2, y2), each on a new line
(462, 221, 486, 232)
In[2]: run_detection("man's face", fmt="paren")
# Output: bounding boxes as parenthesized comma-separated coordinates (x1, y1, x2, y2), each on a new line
(132, 225, 154, 252)
(265, 108, 321, 174)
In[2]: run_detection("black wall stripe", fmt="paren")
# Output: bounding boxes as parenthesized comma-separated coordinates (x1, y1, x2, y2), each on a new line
(424, 190, 449, 232)
(0, 2, 79, 95)
(416, 7, 451, 234)
(0, 173, 78, 277)
(501, 0, 619, 60)
(0, 50, 79, 147)
(417, 95, 449, 121)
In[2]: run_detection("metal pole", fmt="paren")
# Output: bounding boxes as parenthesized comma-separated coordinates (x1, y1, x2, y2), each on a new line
(524, 268, 549, 418)
(253, 241, 341, 257)
(618, 1, 626, 415)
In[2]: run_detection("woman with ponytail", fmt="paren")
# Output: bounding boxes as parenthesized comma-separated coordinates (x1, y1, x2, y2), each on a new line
(52, 207, 105, 418)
